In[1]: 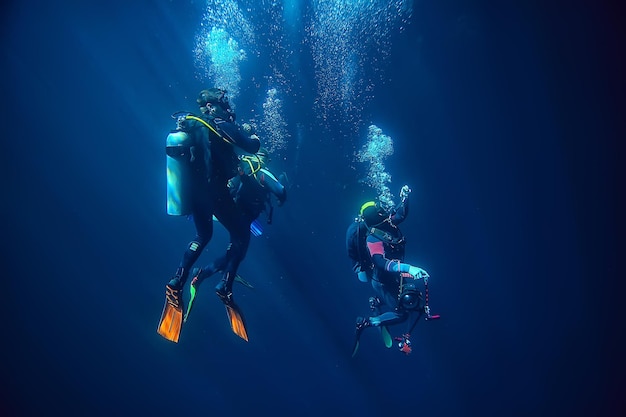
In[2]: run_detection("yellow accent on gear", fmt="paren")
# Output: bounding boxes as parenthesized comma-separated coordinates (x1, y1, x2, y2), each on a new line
(360, 201, 377, 217)
(185, 115, 234, 145)
(240, 154, 263, 177)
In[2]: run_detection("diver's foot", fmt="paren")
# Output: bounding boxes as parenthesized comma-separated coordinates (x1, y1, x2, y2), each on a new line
(215, 281, 233, 304)
(167, 267, 186, 290)
(355, 316, 370, 333)
(165, 285, 182, 309)
(190, 268, 203, 290)
(190, 276, 199, 291)
(368, 296, 381, 311)
(167, 277, 181, 289)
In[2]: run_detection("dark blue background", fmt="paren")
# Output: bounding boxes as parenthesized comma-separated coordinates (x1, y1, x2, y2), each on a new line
(3, 1, 622, 416)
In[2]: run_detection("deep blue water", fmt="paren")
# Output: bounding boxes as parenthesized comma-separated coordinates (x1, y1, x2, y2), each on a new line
(3, 1, 623, 416)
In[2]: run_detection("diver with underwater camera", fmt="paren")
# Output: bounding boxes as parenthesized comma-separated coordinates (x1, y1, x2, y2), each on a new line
(349, 185, 440, 356)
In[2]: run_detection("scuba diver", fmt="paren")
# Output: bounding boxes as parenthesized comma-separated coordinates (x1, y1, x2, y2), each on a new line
(158, 88, 260, 343)
(350, 185, 432, 357)
(183, 143, 287, 324)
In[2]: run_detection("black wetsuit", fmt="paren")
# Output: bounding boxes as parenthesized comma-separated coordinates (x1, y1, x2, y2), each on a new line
(365, 198, 412, 327)
(171, 114, 260, 291)
(193, 159, 287, 289)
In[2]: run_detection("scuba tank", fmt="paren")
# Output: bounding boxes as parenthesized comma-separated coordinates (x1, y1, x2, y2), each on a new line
(166, 129, 195, 216)
(165, 112, 215, 215)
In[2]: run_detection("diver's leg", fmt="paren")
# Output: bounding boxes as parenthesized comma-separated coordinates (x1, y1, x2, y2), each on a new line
(368, 310, 408, 327)
(364, 280, 408, 327)
(371, 280, 398, 311)
(215, 231, 251, 299)
(193, 253, 228, 288)
(169, 209, 213, 289)
(215, 217, 251, 300)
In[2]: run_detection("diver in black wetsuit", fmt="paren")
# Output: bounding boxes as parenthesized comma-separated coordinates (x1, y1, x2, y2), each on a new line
(158, 88, 259, 342)
(352, 186, 430, 353)
(184, 145, 287, 321)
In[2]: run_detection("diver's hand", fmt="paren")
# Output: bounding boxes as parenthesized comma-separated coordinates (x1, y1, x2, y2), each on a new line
(400, 185, 411, 201)
(408, 265, 429, 282)
(241, 123, 255, 135)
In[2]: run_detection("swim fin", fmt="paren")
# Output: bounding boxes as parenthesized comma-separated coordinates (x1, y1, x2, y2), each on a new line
(183, 280, 198, 323)
(185, 272, 253, 323)
(381, 326, 393, 348)
(351, 339, 360, 358)
(351, 317, 368, 358)
(224, 301, 249, 341)
(234, 274, 254, 289)
(157, 285, 184, 343)
(250, 219, 263, 237)
(214, 215, 263, 237)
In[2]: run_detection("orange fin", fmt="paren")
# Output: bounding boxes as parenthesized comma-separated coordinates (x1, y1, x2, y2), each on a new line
(157, 286, 183, 343)
(225, 303, 249, 342)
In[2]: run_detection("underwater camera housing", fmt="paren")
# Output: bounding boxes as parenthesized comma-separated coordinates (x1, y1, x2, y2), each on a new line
(398, 279, 422, 311)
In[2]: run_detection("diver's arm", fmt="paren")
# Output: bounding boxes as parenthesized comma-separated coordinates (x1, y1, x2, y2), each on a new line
(227, 175, 243, 198)
(214, 119, 261, 154)
(366, 236, 427, 279)
(391, 185, 410, 225)
(366, 236, 395, 271)
(391, 199, 408, 224)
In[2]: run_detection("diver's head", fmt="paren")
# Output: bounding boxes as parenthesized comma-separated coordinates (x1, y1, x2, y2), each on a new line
(360, 201, 389, 228)
(197, 88, 229, 108)
(241, 122, 256, 136)
(197, 88, 235, 122)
